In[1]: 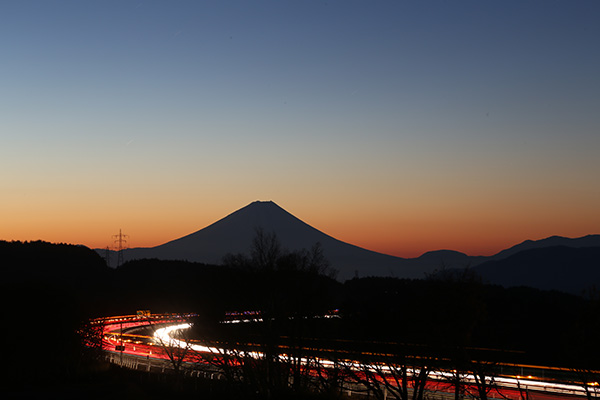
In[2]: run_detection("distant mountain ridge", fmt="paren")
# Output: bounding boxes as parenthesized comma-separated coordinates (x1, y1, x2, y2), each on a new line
(97, 201, 599, 288)
(489, 234, 600, 260)
(473, 245, 600, 295)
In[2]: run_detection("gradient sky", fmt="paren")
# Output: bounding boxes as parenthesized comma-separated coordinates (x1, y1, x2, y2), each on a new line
(2, 0, 599, 258)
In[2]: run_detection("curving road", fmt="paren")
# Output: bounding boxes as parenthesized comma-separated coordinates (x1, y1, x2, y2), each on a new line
(89, 314, 597, 399)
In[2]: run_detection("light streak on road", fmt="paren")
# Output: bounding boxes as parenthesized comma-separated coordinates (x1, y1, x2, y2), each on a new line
(154, 321, 596, 398)
(153, 322, 263, 359)
(91, 314, 597, 399)
(154, 323, 212, 352)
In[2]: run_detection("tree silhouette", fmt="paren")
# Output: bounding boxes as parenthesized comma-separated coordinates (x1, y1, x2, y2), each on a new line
(147, 316, 194, 375)
(215, 229, 340, 398)
(346, 350, 432, 400)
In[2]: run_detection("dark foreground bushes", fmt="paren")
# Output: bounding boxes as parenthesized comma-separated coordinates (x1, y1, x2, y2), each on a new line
(1, 241, 598, 398)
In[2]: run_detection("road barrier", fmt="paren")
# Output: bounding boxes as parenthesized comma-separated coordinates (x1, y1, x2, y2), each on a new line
(94, 314, 596, 399)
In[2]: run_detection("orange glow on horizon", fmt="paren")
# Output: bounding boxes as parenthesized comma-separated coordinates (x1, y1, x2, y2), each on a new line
(1, 198, 598, 259)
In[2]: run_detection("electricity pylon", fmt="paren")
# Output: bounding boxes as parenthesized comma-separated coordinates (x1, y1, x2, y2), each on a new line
(112, 229, 129, 267)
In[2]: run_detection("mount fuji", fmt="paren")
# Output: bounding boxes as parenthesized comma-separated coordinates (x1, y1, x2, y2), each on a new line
(99, 201, 471, 280)
(96, 201, 600, 288)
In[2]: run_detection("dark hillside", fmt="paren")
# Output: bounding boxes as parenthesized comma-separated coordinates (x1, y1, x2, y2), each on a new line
(109, 259, 236, 316)
(1, 241, 113, 388)
(474, 246, 600, 294)
(2, 241, 599, 395)
(3, 240, 109, 281)
(339, 276, 591, 366)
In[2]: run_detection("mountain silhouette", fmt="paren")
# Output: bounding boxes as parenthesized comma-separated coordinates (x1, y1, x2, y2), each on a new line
(473, 246, 600, 295)
(101, 201, 474, 280)
(489, 235, 600, 260)
(97, 201, 599, 285)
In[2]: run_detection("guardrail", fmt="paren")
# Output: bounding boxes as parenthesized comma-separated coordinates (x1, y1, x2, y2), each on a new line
(92, 314, 597, 399)
(103, 350, 461, 399)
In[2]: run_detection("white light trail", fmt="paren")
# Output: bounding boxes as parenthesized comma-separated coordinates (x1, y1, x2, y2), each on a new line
(153, 322, 595, 398)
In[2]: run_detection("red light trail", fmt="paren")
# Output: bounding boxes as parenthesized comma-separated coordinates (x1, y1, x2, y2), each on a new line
(86, 314, 597, 399)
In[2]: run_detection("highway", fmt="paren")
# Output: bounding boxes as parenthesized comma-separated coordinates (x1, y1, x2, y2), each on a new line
(88, 313, 598, 399)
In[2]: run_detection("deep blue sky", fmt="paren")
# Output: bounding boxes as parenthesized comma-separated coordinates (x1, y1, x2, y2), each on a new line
(2, 1, 599, 256)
